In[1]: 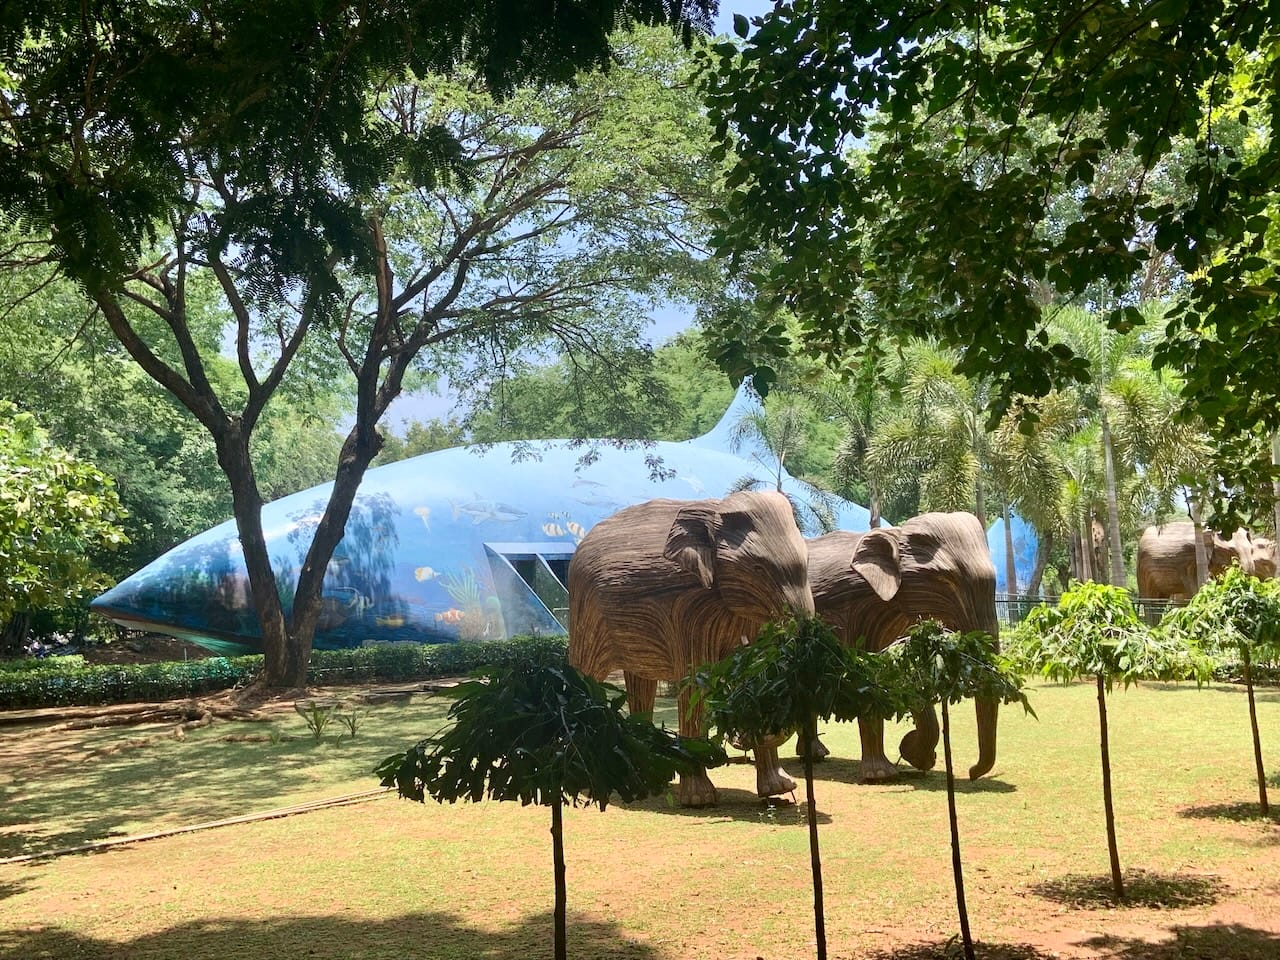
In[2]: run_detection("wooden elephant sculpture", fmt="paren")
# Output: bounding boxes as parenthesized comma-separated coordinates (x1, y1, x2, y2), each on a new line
(805, 512, 1000, 782)
(1136, 521, 1269, 601)
(568, 490, 814, 807)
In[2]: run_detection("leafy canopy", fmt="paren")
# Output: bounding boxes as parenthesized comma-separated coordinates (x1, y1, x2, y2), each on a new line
(884, 621, 1033, 717)
(0, 403, 128, 623)
(693, 614, 899, 744)
(1160, 566, 1280, 660)
(700, 1, 1280, 481)
(1011, 581, 1206, 689)
(376, 652, 725, 810)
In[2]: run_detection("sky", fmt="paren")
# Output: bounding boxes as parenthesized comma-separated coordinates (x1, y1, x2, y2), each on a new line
(385, 1, 777, 427)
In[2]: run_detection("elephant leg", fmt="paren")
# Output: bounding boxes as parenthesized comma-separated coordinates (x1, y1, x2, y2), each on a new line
(754, 740, 797, 798)
(623, 672, 657, 721)
(794, 729, 831, 761)
(857, 715, 899, 782)
(675, 683, 718, 807)
(899, 705, 939, 772)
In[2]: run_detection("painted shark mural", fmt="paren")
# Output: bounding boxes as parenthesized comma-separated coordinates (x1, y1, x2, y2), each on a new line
(92, 388, 1035, 655)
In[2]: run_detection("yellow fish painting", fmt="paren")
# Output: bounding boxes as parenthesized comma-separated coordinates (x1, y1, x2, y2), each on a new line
(414, 566, 439, 582)
(565, 521, 585, 537)
(375, 615, 406, 628)
(542, 522, 565, 537)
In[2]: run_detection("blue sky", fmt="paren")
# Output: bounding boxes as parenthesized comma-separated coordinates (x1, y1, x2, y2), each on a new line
(387, 1, 777, 426)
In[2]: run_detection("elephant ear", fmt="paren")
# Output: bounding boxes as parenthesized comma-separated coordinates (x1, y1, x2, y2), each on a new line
(663, 505, 718, 589)
(851, 529, 902, 601)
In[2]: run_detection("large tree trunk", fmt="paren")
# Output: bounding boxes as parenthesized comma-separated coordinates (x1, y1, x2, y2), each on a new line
(1027, 530, 1053, 598)
(1078, 515, 1095, 582)
(0, 612, 32, 658)
(1002, 499, 1017, 597)
(214, 426, 294, 685)
(1271, 433, 1280, 571)
(1189, 494, 1210, 591)
(285, 427, 385, 687)
(1100, 407, 1125, 587)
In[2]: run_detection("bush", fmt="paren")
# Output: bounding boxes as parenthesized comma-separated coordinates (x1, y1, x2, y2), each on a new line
(0, 634, 569, 709)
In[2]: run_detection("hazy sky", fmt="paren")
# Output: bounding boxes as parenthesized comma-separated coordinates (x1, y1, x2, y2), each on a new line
(388, 1, 778, 426)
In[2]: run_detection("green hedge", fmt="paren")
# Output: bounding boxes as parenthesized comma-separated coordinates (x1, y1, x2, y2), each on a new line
(0, 634, 568, 710)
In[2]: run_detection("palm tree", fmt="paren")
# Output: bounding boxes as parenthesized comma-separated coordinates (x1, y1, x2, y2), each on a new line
(989, 392, 1079, 595)
(1048, 308, 1170, 588)
(729, 398, 839, 534)
(865, 341, 990, 525)
(808, 361, 900, 529)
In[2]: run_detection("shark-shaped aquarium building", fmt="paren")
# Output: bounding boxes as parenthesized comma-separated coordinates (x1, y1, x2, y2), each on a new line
(92, 389, 1037, 655)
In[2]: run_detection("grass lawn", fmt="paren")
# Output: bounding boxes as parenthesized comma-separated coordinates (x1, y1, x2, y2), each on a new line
(1, 679, 1278, 959)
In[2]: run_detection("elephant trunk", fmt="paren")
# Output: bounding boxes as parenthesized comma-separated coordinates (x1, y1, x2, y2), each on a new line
(899, 705, 939, 771)
(969, 695, 999, 780)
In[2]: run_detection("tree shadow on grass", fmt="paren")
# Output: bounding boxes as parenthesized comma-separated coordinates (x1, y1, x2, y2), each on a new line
(0, 698, 451, 860)
(1178, 801, 1280, 825)
(770, 754, 1018, 794)
(889, 769, 1018, 794)
(624, 787, 832, 825)
(1079, 924, 1280, 960)
(860, 926, 1280, 960)
(1030, 869, 1225, 909)
(862, 940, 1055, 960)
(0, 909, 663, 960)
(0, 875, 30, 902)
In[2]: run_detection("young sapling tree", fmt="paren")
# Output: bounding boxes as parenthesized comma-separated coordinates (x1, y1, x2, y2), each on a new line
(884, 621, 1032, 960)
(693, 615, 898, 960)
(1161, 566, 1280, 815)
(1012, 581, 1201, 901)
(377, 651, 724, 960)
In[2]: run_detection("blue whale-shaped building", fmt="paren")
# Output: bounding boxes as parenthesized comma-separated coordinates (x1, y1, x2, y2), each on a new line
(92, 389, 1034, 655)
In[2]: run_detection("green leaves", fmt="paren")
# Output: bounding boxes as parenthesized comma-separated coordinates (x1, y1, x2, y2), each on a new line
(0, 403, 128, 631)
(1010, 581, 1207, 690)
(699, 0, 1280, 478)
(1160, 566, 1280, 662)
(884, 621, 1033, 719)
(692, 614, 897, 747)
(377, 649, 725, 811)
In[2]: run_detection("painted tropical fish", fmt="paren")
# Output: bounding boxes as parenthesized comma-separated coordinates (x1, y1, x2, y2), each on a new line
(434, 608, 465, 625)
(413, 566, 439, 582)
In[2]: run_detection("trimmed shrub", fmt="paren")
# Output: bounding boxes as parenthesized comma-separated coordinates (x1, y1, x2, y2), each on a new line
(0, 634, 568, 709)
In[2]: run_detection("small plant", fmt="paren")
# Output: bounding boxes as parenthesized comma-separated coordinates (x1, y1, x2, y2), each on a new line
(295, 699, 339, 742)
(334, 706, 362, 740)
(1012, 580, 1203, 901)
(377, 651, 723, 960)
(884, 621, 1032, 960)
(1161, 566, 1280, 816)
(693, 614, 898, 960)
